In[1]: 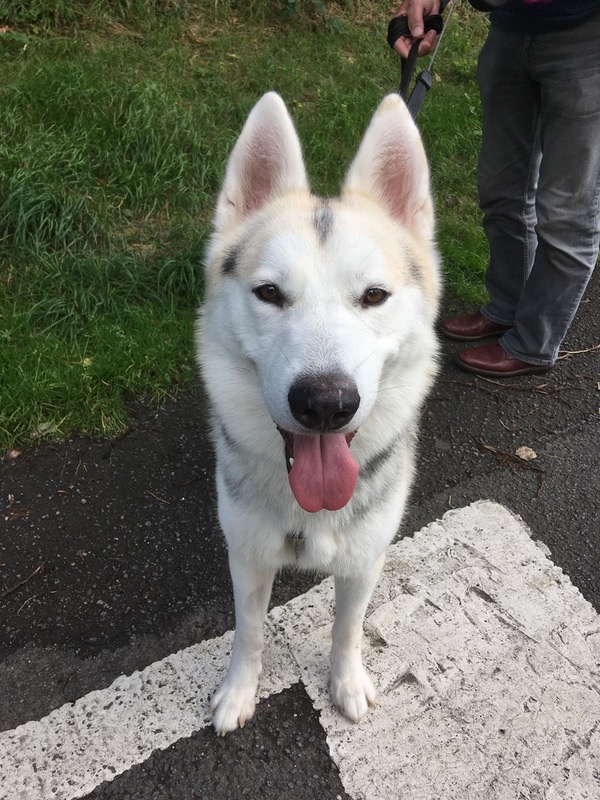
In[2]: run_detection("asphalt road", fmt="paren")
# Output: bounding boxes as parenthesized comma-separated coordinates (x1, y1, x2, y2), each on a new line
(1, 272, 598, 799)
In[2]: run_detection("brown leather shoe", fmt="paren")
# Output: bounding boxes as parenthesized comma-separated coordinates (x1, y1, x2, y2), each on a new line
(440, 311, 511, 341)
(456, 340, 554, 377)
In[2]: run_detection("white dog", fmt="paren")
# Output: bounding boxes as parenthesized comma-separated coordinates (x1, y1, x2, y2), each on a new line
(197, 92, 441, 735)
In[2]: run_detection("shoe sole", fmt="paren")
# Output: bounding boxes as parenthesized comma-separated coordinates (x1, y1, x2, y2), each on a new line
(455, 355, 554, 378)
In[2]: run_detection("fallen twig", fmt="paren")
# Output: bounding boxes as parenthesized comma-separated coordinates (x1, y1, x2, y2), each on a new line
(476, 438, 545, 473)
(1, 563, 45, 601)
(475, 378, 567, 394)
(557, 342, 600, 360)
(18, 589, 59, 614)
(146, 490, 171, 505)
(476, 437, 546, 496)
(450, 378, 566, 395)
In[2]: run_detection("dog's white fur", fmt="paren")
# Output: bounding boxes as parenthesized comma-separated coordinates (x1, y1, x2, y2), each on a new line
(197, 92, 441, 735)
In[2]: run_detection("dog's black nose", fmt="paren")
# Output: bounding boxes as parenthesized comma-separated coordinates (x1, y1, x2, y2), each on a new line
(288, 375, 360, 432)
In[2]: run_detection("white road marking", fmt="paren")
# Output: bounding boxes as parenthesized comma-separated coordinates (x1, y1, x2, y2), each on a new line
(1, 502, 599, 800)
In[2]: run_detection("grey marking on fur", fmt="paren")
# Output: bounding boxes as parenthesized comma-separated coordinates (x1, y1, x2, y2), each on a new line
(286, 530, 306, 560)
(350, 474, 398, 523)
(213, 418, 248, 502)
(215, 416, 244, 456)
(406, 257, 422, 287)
(222, 469, 245, 503)
(360, 435, 402, 480)
(313, 200, 334, 244)
(221, 246, 239, 277)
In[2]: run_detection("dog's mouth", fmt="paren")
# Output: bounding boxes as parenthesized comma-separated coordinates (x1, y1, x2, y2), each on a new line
(277, 427, 359, 513)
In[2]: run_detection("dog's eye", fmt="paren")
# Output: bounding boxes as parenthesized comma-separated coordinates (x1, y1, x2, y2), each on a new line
(253, 284, 283, 306)
(361, 287, 389, 307)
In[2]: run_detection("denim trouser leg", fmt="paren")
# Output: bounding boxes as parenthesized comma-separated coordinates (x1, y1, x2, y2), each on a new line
(477, 14, 600, 365)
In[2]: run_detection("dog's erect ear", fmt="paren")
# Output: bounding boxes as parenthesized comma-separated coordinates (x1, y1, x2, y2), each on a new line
(342, 94, 434, 240)
(214, 93, 309, 234)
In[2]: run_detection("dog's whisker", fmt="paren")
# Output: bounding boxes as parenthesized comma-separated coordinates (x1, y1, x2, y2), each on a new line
(275, 343, 291, 364)
(224, 366, 253, 375)
(376, 384, 410, 393)
(353, 351, 378, 371)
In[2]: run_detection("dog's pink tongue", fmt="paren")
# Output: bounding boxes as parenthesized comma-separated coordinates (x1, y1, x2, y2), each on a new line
(288, 434, 359, 513)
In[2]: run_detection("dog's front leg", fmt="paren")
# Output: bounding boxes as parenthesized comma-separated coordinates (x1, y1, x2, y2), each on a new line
(210, 551, 276, 736)
(330, 552, 385, 723)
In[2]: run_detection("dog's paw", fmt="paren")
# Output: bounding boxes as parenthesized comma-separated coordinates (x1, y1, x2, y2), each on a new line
(330, 665, 377, 723)
(209, 679, 258, 736)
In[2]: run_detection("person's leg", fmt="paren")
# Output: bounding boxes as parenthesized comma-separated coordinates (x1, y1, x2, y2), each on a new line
(477, 26, 541, 328)
(499, 12, 600, 366)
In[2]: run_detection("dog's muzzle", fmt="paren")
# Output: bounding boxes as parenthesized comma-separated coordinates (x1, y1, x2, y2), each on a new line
(277, 375, 360, 514)
(288, 374, 360, 432)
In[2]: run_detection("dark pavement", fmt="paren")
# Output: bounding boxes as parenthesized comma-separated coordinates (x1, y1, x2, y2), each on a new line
(1, 271, 598, 799)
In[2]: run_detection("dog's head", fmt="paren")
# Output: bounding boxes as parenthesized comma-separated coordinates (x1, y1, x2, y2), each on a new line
(200, 93, 440, 513)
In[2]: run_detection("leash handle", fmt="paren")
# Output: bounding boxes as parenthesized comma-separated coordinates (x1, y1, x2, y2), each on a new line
(387, 13, 444, 119)
(386, 13, 444, 50)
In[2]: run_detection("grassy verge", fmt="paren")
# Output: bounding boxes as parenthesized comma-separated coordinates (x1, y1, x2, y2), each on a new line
(0, 1, 489, 449)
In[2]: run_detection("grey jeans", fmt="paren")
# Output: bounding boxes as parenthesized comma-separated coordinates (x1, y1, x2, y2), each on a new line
(477, 12, 600, 365)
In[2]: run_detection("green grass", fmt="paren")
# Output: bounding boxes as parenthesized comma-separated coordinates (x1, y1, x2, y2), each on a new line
(0, 1, 489, 448)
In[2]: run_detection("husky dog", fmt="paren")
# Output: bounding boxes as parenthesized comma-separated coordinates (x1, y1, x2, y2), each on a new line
(197, 92, 440, 735)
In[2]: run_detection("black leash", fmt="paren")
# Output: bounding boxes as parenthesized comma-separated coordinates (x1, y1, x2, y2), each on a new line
(387, 0, 454, 119)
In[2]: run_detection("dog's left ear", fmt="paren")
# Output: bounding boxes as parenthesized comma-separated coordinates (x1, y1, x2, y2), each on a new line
(343, 95, 434, 240)
(214, 93, 309, 234)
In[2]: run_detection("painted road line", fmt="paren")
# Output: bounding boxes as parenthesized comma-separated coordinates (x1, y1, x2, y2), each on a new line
(1, 501, 599, 800)
(279, 501, 600, 799)
(0, 627, 300, 800)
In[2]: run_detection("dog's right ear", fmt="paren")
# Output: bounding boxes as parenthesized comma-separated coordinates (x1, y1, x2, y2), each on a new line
(343, 94, 434, 241)
(214, 93, 309, 234)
